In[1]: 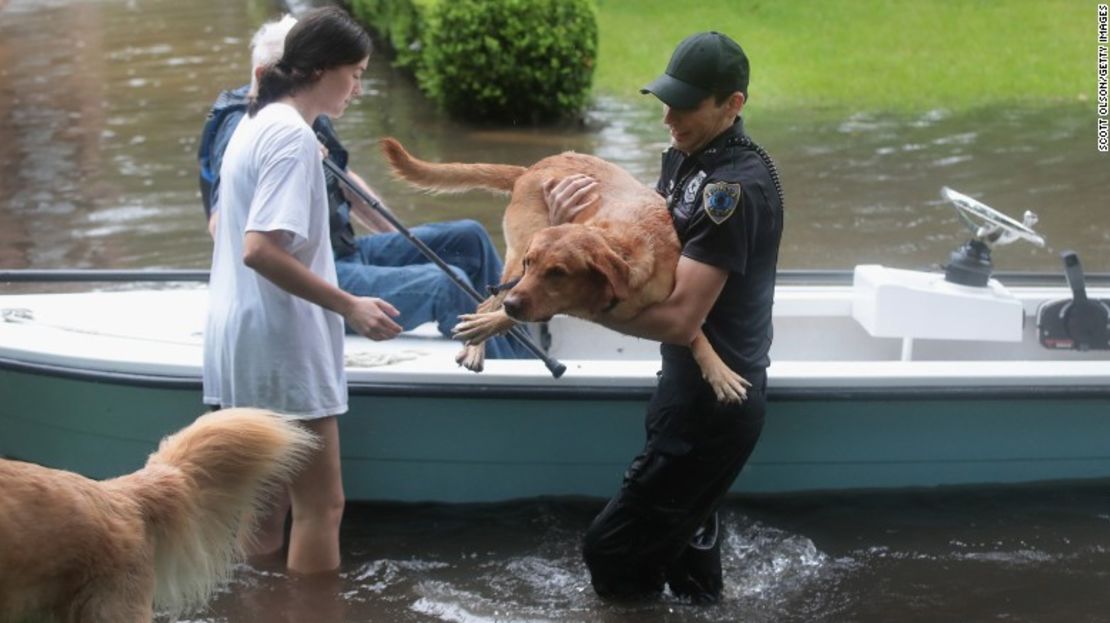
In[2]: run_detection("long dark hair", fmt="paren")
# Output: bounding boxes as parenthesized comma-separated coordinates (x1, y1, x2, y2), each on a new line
(249, 6, 372, 117)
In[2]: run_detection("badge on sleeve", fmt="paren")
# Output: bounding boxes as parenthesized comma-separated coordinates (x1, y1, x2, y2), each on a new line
(702, 182, 742, 224)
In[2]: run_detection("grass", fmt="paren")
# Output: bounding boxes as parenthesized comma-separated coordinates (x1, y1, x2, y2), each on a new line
(592, 0, 1091, 114)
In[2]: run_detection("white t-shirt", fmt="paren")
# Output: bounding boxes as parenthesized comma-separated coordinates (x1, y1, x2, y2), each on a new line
(203, 103, 347, 418)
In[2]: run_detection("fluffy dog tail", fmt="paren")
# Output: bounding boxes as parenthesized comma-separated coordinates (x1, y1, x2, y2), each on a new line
(107, 408, 318, 615)
(381, 136, 526, 194)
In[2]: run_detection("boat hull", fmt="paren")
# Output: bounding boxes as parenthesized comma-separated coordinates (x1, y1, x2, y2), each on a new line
(5, 361, 1109, 502)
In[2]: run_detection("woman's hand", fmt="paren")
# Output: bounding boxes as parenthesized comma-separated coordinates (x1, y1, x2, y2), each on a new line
(345, 297, 402, 341)
(542, 174, 598, 224)
(242, 231, 403, 340)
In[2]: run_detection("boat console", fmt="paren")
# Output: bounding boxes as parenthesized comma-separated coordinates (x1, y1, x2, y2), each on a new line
(852, 188, 1046, 359)
(852, 264, 1023, 346)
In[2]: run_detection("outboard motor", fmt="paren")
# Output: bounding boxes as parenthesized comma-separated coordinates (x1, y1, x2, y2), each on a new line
(1037, 251, 1110, 350)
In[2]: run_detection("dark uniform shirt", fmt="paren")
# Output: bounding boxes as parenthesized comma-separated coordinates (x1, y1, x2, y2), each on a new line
(197, 85, 358, 258)
(655, 118, 784, 376)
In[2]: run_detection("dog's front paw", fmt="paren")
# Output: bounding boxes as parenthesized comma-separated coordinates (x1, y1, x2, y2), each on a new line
(455, 343, 486, 372)
(704, 367, 751, 404)
(453, 310, 512, 344)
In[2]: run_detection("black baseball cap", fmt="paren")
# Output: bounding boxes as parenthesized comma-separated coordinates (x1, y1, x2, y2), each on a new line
(641, 32, 749, 109)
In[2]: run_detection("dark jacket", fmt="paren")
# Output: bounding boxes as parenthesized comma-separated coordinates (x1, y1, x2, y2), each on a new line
(196, 85, 358, 257)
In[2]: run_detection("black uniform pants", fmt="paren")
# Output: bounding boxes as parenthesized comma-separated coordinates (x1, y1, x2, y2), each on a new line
(582, 361, 766, 603)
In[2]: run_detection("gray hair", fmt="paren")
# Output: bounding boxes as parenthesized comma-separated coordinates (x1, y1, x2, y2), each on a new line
(249, 14, 297, 94)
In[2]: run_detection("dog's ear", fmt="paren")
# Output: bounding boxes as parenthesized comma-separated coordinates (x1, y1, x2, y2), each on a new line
(589, 249, 631, 301)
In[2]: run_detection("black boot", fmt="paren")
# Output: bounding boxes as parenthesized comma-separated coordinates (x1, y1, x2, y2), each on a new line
(665, 512, 723, 604)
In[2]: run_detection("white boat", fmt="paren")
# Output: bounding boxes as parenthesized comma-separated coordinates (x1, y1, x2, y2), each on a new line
(1, 190, 1108, 501)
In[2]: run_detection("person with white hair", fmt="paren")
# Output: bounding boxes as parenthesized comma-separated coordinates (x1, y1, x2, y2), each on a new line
(198, 13, 530, 360)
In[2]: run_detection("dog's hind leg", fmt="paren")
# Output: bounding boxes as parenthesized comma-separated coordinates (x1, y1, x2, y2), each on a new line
(74, 571, 155, 623)
(690, 331, 752, 404)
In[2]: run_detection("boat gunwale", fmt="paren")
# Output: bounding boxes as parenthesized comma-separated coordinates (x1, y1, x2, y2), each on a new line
(4, 268, 1110, 287)
(4, 270, 1108, 401)
(5, 356, 1109, 401)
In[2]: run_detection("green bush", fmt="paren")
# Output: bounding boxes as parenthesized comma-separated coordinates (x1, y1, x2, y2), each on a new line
(421, 0, 597, 123)
(352, 0, 598, 123)
(349, 0, 437, 75)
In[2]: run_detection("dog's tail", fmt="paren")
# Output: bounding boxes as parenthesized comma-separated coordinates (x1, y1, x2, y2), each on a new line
(381, 137, 526, 195)
(107, 408, 318, 615)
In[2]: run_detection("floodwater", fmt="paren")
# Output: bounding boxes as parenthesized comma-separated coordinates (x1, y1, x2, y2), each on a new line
(1, 0, 1107, 275)
(3, 0, 1110, 622)
(184, 485, 1110, 623)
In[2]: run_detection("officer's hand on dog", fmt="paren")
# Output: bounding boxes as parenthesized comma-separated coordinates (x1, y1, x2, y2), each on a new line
(346, 297, 402, 341)
(543, 174, 598, 224)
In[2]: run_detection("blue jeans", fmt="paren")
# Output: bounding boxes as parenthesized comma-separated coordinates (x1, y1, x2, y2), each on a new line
(334, 219, 531, 359)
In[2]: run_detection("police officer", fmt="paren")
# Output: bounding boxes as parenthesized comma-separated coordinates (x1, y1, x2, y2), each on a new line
(545, 31, 784, 602)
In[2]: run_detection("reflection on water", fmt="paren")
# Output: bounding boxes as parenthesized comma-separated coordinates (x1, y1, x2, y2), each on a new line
(182, 485, 1110, 623)
(2, 0, 1107, 274)
(772, 106, 1109, 273)
(0, 0, 255, 269)
(191, 500, 846, 623)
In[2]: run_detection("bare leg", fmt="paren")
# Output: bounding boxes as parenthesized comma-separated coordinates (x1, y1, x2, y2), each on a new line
(286, 417, 344, 574)
(240, 487, 290, 558)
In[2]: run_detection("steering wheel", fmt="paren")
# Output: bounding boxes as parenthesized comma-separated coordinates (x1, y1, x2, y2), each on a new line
(941, 187, 1046, 248)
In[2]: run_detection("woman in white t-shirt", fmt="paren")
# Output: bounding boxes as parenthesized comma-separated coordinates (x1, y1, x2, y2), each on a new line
(203, 6, 398, 574)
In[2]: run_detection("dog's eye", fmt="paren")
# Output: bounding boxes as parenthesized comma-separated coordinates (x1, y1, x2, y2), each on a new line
(544, 266, 568, 279)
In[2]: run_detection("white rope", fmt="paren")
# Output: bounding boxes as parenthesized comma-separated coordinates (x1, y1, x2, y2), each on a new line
(344, 350, 426, 368)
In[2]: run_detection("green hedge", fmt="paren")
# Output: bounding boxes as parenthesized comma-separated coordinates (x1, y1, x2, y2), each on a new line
(349, 0, 437, 75)
(350, 0, 597, 123)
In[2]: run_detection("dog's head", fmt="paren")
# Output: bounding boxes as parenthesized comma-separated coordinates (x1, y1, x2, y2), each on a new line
(502, 225, 631, 322)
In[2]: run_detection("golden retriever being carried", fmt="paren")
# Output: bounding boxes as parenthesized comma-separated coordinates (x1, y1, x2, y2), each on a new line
(381, 138, 749, 403)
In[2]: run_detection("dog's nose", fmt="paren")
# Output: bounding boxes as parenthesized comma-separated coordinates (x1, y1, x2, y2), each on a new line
(503, 295, 523, 319)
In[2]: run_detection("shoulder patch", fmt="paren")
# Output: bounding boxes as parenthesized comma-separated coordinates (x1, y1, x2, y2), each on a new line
(702, 182, 742, 224)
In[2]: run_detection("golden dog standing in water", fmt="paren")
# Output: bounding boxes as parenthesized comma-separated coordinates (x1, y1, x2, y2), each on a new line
(380, 138, 750, 403)
(0, 408, 317, 622)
